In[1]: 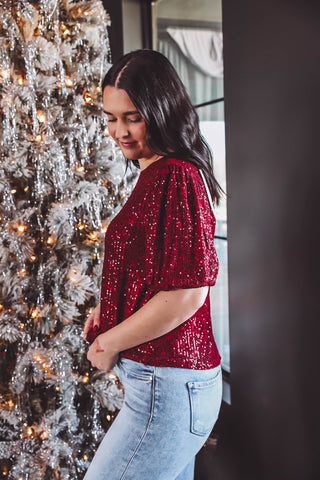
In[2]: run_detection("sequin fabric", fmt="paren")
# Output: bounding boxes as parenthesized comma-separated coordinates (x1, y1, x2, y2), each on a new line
(100, 157, 221, 369)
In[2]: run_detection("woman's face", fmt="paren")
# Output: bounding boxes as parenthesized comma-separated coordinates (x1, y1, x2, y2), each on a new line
(103, 86, 158, 164)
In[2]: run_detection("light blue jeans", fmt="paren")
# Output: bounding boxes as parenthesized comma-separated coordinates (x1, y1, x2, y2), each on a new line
(84, 357, 222, 480)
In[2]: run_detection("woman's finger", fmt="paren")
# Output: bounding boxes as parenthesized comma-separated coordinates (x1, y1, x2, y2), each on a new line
(93, 303, 101, 328)
(83, 312, 94, 339)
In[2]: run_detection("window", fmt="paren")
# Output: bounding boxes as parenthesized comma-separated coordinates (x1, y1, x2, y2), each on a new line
(153, 0, 230, 403)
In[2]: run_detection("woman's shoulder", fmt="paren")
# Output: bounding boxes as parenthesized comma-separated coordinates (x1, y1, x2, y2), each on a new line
(146, 156, 199, 178)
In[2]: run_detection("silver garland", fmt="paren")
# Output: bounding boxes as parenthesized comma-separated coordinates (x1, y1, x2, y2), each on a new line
(0, 1, 136, 477)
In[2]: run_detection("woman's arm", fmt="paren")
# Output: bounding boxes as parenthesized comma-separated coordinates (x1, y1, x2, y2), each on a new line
(87, 286, 209, 371)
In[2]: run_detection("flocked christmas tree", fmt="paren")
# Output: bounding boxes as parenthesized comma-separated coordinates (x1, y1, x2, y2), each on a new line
(0, 1, 139, 478)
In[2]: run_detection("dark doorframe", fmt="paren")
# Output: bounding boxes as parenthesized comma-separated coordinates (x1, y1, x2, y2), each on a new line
(140, 0, 153, 49)
(102, 0, 124, 61)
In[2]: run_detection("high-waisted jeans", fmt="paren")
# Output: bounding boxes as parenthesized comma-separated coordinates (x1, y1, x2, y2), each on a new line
(84, 357, 222, 480)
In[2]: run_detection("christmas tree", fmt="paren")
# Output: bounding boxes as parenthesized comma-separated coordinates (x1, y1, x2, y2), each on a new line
(0, 1, 138, 478)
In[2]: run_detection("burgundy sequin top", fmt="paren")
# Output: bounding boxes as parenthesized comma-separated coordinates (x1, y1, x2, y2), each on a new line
(100, 156, 221, 369)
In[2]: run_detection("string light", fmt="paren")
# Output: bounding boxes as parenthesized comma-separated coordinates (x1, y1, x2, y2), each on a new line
(83, 454, 88, 461)
(77, 223, 86, 230)
(65, 77, 73, 87)
(88, 232, 98, 242)
(76, 164, 85, 173)
(47, 236, 54, 244)
(35, 134, 42, 143)
(96, 85, 102, 92)
(0, 304, 3, 311)
(10, 188, 17, 194)
(37, 110, 46, 123)
(30, 255, 37, 262)
(30, 308, 38, 318)
(8, 400, 14, 407)
(84, 92, 93, 104)
(19, 268, 26, 276)
(40, 430, 49, 440)
(24, 186, 29, 192)
(106, 415, 111, 421)
(18, 76, 24, 85)
(0, 69, 10, 79)
(17, 224, 27, 233)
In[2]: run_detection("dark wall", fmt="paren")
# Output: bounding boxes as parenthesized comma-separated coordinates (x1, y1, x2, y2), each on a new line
(219, 1, 320, 479)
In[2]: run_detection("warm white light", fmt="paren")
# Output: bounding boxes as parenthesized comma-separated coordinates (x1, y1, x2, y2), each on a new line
(106, 415, 111, 421)
(40, 430, 49, 440)
(37, 110, 46, 123)
(30, 255, 37, 262)
(88, 232, 98, 241)
(0, 69, 9, 79)
(17, 224, 27, 233)
(65, 77, 73, 87)
(11, 188, 17, 194)
(84, 92, 93, 104)
(35, 134, 42, 143)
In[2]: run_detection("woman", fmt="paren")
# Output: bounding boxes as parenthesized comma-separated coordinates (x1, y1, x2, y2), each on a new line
(83, 49, 223, 480)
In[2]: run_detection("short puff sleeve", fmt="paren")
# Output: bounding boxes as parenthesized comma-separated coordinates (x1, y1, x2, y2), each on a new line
(133, 164, 219, 292)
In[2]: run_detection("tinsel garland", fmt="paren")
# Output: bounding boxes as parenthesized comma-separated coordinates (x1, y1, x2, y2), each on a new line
(0, 1, 137, 478)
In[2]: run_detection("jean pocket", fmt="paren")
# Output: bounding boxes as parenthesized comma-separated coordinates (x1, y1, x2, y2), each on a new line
(187, 369, 222, 437)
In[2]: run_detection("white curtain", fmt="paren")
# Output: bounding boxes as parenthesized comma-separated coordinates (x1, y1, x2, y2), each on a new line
(167, 27, 223, 78)
(158, 33, 224, 121)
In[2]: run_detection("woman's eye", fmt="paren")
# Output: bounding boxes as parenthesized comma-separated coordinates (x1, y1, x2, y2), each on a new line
(107, 118, 116, 123)
(128, 117, 142, 123)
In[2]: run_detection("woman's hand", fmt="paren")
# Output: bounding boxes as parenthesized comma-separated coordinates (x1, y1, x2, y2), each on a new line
(87, 332, 119, 372)
(83, 302, 101, 342)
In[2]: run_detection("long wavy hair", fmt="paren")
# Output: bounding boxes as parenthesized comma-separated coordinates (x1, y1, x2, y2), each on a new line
(102, 49, 224, 205)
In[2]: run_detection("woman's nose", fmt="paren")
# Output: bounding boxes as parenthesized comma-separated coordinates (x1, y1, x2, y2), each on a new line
(115, 121, 129, 139)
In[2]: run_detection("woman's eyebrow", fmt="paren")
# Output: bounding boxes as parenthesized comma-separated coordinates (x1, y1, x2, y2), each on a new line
(103, 110, 139, 116)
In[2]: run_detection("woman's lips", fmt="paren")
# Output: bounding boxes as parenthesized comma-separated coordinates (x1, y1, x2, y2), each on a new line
(120, 141, 137, 148)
